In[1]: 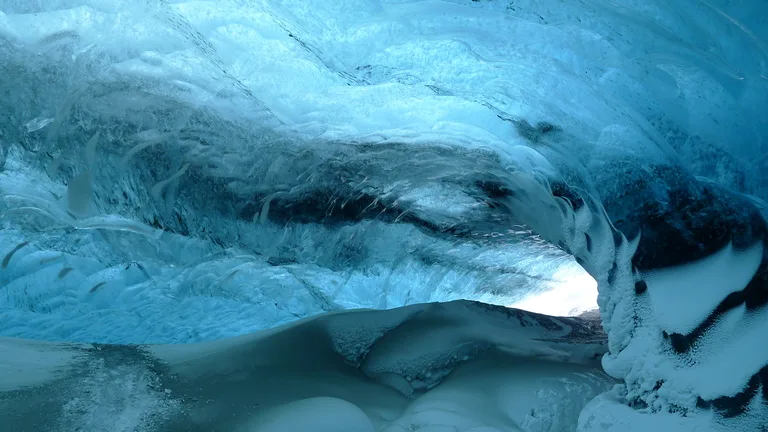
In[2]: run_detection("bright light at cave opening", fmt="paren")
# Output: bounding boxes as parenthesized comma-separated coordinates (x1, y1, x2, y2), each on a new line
(508, 260, 599, 317)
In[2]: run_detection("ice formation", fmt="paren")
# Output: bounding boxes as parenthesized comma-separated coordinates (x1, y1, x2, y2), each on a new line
(0, 0, 767, 431)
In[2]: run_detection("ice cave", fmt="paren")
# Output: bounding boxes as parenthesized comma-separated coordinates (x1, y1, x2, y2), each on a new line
(0, 0, 766, 431)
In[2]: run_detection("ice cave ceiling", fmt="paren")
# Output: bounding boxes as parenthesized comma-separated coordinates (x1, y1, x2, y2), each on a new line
(0, 1, 767, 431)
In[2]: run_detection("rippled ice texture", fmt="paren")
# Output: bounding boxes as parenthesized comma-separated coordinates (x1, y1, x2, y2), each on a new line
(0, 0, 764, 343)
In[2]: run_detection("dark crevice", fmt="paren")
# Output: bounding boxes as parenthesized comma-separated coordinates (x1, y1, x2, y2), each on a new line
(634, 280, 647, 295)
(511, 119, 562, 143)
(550, 180, 585, 211)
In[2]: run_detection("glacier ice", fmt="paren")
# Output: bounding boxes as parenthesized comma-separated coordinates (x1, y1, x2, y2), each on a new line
(0, 0, 767, 431)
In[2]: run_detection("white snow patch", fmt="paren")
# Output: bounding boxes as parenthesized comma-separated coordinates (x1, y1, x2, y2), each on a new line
(242, 397, 376, 432)
(644, 241, 763, 333)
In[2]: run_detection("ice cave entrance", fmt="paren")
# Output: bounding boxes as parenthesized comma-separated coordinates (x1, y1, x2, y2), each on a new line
(506, 259, 597, 318)
(420, 227, 599, 318)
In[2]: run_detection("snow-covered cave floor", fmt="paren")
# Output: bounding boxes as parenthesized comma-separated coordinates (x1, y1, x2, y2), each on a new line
(1, 300, 615, 432)
(0, 299, 723, 432)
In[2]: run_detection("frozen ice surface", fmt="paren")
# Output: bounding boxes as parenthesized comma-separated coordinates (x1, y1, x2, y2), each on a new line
(0, 147, 595, 343)
(0, 0, 767, 431)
